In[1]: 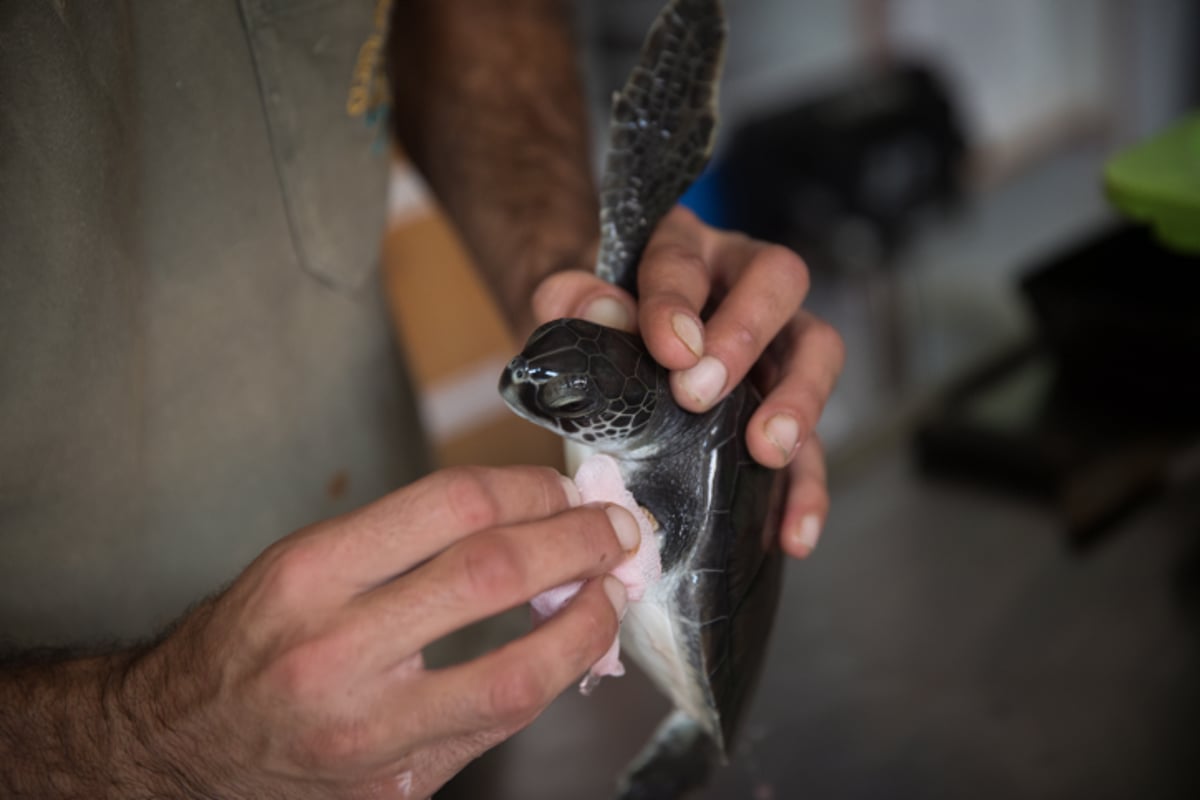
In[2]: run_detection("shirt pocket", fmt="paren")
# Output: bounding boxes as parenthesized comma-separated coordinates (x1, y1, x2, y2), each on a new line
(239, 0, 391, 292)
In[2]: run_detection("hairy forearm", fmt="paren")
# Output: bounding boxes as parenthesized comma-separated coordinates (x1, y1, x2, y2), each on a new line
(0, 626, 231, 800)
(0, 649, 153, 798)
(387, 0, 599, 336)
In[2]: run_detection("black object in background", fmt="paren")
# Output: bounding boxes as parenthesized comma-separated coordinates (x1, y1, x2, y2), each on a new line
(916, 225, 1200, 544)
(1021, 225, 1200, 422)
(722, 62, 967, 269)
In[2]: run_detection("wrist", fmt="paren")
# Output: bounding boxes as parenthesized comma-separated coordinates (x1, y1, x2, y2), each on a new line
(0, 623, 232, 800)
(106, 646, 197, 798)
(0, 649, 152, 798)
(109, 616, 246, 800)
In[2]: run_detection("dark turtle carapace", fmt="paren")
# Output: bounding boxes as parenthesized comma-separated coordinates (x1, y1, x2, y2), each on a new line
(499, 2, 785, 797)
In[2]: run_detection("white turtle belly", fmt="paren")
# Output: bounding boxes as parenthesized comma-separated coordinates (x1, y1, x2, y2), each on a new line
(621, 572, 721, 738)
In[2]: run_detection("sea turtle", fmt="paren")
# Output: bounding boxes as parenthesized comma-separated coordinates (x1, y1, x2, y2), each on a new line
(499, 1, 785, 797)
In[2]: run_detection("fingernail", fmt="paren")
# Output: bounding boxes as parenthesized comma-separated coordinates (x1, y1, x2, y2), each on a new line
(678, 356, 727, 408)
(765, 414, 800, 462)
(790, 514, 822, 554)
(583, 297, 632, 331)
(602, 575, 628, 616)
(671, 313, 704, 358)
(605, 504, 641, 552)
(559, 474, 582, 507)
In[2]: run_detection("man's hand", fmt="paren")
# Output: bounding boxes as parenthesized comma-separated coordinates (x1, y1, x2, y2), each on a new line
(531, 207, 845, 560)
(1, 466, 638, 800)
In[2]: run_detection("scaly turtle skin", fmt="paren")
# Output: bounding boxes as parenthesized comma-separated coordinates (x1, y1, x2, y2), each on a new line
(500, 1, 783, 797)
(596, 0, 725, 295)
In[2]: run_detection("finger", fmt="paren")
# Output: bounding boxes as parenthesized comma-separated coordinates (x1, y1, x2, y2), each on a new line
(400, 576, 625, 745)
(778, 436, 829, 559)
(671, 242, 810, 412)
(343, 504, 639, 668)
(530, 269, 637, 332)
(305, 465, 583, 589)
(635, 208, 717, 371)
(745, 311, 845, 469)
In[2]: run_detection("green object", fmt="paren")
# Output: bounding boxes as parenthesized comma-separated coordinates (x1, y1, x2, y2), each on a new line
(1104, 111, 1200, 254)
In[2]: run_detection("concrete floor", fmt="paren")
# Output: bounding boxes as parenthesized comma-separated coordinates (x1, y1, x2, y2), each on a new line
(440, 449, 1200, 799)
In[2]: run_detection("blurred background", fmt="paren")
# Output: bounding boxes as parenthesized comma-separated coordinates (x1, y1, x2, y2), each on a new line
(385, 1, 1200, 797)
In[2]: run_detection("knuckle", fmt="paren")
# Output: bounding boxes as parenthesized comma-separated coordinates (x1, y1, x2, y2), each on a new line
(458, 533, 527, 604)
(568, 507, 622, 566)
(748, 246, 810, 320)
(268, 637, 340, 705)
(640, 290, 687, 321)
(760, 244, 810, 290)
(291, 718, 373, 772)
(259, 540, 323, 607)
(576, 593, 620, 656)
(441, 466, 502, 531)
(808, 319, 847, 367)
(530, 465, 568, 514)
(649, 243, 708, 283)
(486, 662, 548, 726)
(725, 316, 765, 358)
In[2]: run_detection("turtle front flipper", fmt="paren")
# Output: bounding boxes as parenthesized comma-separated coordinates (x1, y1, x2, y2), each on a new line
(595, 0, 725, 296)
(615, 710, 718, 800)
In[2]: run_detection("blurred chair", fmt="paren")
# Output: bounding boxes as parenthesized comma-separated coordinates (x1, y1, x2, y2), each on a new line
(915, 224, 1200, 545)
(916, 113, 1200, 545)
(912, 109, 1195, 546)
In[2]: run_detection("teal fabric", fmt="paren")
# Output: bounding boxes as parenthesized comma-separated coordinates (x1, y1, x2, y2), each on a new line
(0, 0, 428, 648)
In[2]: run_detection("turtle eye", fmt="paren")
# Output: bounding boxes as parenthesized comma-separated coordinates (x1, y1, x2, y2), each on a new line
(540, 375, 597, 417)
(550, 397, 591, 414)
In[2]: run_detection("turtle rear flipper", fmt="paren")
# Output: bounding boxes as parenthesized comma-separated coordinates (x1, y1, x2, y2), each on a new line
(616, 710, 717, 800)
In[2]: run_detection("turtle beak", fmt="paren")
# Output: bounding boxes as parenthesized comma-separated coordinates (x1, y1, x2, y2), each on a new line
(498, 357, 539, 419)
(498, 365, 515, 395)
(499, 355, 527, 392)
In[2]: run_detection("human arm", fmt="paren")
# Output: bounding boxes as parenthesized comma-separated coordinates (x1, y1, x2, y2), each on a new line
(387, 0, 599, 337)
(0, 467, 638, 799)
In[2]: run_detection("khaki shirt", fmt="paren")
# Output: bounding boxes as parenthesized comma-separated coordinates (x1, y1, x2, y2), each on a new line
(0, 0, 428, 647)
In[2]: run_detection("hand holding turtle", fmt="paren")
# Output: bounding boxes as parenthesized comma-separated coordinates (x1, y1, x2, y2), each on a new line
(531, 207, 845, 560)
(2, 466, 636, 799)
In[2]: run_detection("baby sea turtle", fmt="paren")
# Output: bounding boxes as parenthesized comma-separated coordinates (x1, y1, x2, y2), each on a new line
(499, 1, 785, 797)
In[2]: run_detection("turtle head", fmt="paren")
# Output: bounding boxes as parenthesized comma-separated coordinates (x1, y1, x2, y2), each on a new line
(499, 318, 664, 449)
